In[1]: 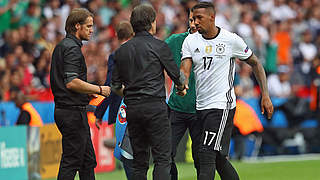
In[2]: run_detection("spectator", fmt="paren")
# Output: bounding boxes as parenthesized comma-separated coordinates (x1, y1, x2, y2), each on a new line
(237, 11, 263, 61)
(299, 30, 318, 63)
(291, 9, 308, 46)
(33, 49, 50, 89)
(310, 55, 320, 119)
(0, 0, 17, 35)
(37, 22, 54, 53)
(59, 0, 80, 34)
(97, 0, 117, 26)
(273, 20, 293, 65)
(237, 11, 253, 38)
(308, 5, 320, 38)
(268, 65, 292, 98)
(43, 0, 61, 20)
(238, 62, 258, 99)
(0, 30, 20, 57)
(19, 2, 41, 33)
(270, 0, 296, 21)
(10, 0, 29, 30)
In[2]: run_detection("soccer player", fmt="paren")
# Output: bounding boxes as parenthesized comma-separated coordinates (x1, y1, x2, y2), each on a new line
(180, 2, 274, 180)
(165, 10, 200, 180)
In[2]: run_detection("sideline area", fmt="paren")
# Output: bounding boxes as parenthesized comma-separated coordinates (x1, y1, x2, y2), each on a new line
(45, 158, 320, 180)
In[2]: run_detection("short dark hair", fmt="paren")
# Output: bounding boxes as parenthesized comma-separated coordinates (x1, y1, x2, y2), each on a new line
(191, 2, 215, 14)
(65, 8, 93, 34)
(116, 21, 134, 41)
(187, 8, 191, 18)
(130, 4, 156, 33)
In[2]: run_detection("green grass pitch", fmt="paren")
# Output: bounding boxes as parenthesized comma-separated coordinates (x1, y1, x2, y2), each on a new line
(46, 158, 320, 180)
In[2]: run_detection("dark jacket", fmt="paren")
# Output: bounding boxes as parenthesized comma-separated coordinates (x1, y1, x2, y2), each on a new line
(111, 31, 182, 102)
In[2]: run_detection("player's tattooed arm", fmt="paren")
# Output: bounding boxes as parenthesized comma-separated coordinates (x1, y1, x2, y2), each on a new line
(246, 53, 274, 119)
(180, 58, 192, 86)
(179, 71, 186, 87)
(177, 58, 192, 96)
(246, 54, 268, 96)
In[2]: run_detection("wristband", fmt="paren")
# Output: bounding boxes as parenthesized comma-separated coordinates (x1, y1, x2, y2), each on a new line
(98, 86, 102, 95)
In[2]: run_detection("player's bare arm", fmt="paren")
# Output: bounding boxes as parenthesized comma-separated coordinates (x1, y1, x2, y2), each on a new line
(180, 58, 192, 85)
(178, 58, 192, 96)
(246, 54, 274, 119)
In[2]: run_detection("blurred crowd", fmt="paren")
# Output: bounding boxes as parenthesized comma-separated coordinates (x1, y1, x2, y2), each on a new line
(231, 0, 320, 103)
(0, 0, 192, 101)
(1, 0, 320, 103)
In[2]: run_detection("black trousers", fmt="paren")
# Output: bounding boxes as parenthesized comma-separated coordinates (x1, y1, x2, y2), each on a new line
(54, 108, 97, 180)
(125, 98, 171, 180)
(168, 108, 201, 179)
(197, 108, 239, 180)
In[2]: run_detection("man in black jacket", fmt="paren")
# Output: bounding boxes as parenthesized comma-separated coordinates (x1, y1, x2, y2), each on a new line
(50, 8, 110, 180)
(111, 4, 186, 180)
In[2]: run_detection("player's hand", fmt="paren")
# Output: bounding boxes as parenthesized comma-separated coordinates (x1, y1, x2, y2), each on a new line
(176, 89, 187, 96)
(261, 95, 274, 119)
(176, 84, 188, 97)
(95, 118, 102, 130)
(100, 86, 111, 97)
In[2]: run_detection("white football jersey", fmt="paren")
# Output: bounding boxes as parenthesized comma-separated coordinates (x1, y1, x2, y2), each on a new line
(181, 28, 252, 110)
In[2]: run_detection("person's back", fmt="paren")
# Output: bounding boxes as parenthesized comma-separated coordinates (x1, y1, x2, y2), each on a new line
(115, 32, 174, 100)
(111, 4, 186, 180)
(95, 21, 135, 179)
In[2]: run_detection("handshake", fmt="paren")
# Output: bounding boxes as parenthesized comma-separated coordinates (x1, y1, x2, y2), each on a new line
(176, 84, 188, 97)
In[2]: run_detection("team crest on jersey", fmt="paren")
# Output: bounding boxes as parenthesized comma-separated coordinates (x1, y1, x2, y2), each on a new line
(216, 43, 225, 54)
(244, 46, 249, 53)
(205, 45, 213, 54)
(118, 105, 127, 124)
(214, 43, 226, 59)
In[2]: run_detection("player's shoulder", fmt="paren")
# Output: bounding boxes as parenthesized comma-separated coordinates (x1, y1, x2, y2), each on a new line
(219, 28, 246, 47)
(219, 27, 238, 39)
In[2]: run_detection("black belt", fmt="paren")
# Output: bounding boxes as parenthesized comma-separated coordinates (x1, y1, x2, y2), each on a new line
(55, 105, 90, 111)
(124, 95, 165, 104)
